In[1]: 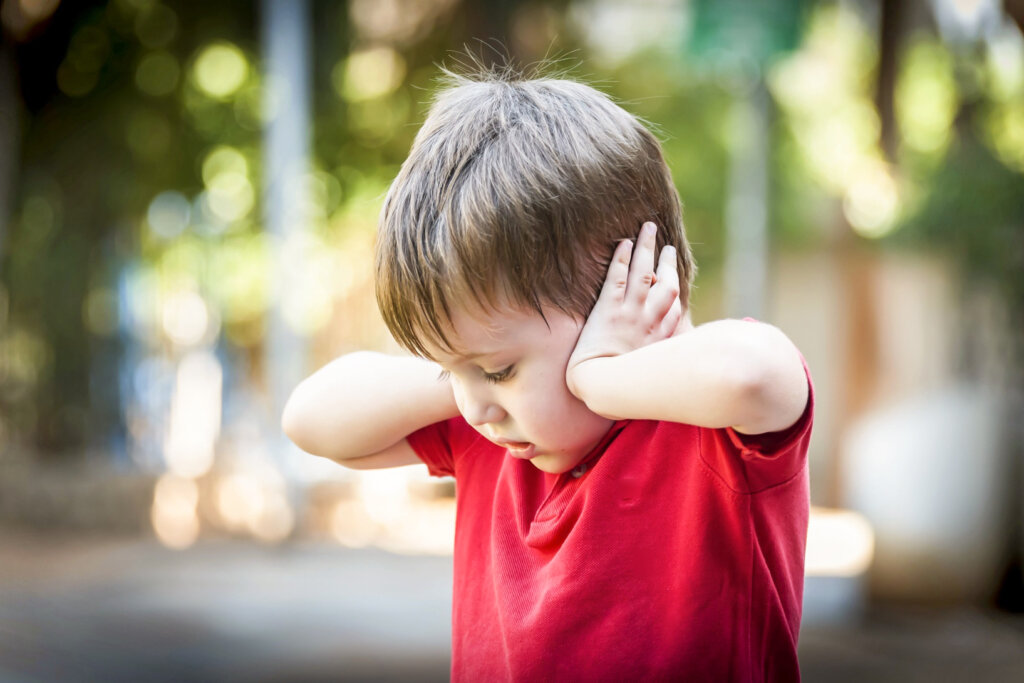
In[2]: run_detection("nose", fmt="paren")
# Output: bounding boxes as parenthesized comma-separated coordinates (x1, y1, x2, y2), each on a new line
(457, 385, 507, 427)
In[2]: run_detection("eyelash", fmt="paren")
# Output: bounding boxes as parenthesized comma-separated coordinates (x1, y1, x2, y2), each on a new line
(436, 366, 516, 384)
(483, 365, 516, 384)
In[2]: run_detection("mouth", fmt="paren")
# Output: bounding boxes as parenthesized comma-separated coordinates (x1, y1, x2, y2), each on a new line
(495, 439, 536, 459)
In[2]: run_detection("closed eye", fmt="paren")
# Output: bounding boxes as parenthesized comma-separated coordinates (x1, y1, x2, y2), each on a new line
(482, 365, 516, 384)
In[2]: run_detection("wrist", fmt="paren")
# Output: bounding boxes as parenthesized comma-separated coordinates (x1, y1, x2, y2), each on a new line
(566, 355, 618, 417)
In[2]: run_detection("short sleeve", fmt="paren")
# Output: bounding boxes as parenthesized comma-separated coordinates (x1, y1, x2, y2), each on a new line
(699, 354, 814, 493)
(406, 415, 481, 478)
(725, 355, 814, 462)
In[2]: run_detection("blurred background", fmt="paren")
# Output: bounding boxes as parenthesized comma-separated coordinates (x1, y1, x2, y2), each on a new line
(1, 0, 1023, 680)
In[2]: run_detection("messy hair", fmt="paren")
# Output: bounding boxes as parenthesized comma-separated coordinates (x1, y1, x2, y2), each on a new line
(375, 65, 696, 358)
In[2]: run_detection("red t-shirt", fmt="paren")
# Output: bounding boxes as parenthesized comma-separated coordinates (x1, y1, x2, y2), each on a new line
(408, 361, 813, 682)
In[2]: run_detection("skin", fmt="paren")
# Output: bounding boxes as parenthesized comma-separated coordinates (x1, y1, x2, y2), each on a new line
(282, 222, 809, 474)
(422, 303, 615, 475)
(566, 222, 808, 435)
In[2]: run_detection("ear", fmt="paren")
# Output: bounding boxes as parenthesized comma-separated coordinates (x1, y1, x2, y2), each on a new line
(674, 308, 694, 336)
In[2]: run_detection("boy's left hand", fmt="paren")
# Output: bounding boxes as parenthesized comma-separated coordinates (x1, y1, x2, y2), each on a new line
(567, 222, 683, 397)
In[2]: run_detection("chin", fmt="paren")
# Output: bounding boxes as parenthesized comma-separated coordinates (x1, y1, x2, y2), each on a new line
(528, 453, 583, 475)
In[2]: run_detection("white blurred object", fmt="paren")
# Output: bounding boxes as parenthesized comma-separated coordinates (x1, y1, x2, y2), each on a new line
(163, 351, 222, 478)
(805, 506, 875, 577)
(840, 385, 1011, 602)
(928, 0, 1002, 45)
(802, 506, 875, 627)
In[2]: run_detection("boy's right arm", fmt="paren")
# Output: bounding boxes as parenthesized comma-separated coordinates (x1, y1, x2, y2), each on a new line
(281, 351, 459, 470)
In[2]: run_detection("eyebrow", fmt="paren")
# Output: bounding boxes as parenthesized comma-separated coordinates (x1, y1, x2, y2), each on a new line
(439, 349, 500, 366)
(449, 351, 487, 362)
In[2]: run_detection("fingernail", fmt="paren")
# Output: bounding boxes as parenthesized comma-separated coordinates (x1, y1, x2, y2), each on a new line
(644, 222, 656, 235)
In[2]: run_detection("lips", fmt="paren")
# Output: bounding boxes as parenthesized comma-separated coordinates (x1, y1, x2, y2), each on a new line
(494, 439, 536, 459)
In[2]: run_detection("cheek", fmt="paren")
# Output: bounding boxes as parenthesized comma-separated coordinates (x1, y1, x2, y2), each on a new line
(449, 380, 468, 414)
(513, 386, 586, 430)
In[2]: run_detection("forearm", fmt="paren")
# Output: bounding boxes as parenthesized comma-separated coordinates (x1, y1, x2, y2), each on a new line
(568, 320, 807, 433)
(282, 351, 458, 461)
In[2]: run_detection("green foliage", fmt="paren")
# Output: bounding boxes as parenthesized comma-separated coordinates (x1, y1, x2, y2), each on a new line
(896, 130, 1024, 315)
(5, 0, 1021, 460)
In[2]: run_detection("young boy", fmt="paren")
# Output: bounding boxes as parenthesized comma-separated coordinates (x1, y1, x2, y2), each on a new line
(282, 69, 813, 682)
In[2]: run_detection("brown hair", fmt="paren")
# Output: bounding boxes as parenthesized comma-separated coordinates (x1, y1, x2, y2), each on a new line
(375, 66, 695, 358)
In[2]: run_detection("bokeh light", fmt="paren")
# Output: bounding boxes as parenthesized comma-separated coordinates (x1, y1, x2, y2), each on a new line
(805, 506, 875, 577)
(151, 473, 200, 549)
(66, 24, 110, 72)
(162, 350, 222, 478)
(280, 232, 338, 335)
(135, 50, 180, 97)
(161, 290, 212, 347)
(56, 59, 99, 97)
(1, 0, 59, 39)
(348, 0, 455, 46)
(986, 102, 1024, 172)
(201, 146, 254, 223)
(769, 4, 883, 193)
(146, 190, 191, 239)
(359, 469, 412, 527)
(208, 233, 271, 341)
(986, 24, 1024, 101)
(0, 327, 49, 398)
(134, 2, 177, 49)
(334, 47, 406, 102)
(330, 499, 377, 548)
(843, 162, 901, 239)
(896, 39, 957, 156)
(192, 42, 249, 99)
(83, 287, 119, 337)
(201, 145, 248, 184)
(216, 471, 264, 531)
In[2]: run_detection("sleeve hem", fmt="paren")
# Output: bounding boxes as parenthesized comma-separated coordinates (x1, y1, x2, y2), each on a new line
(724, 358, 814, 462)
(406, 420, 457, 478)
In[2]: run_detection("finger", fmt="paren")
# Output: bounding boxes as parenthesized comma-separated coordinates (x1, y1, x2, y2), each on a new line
(645, 245, 680, 321)
(655, 244, 680, 297)
(598, 239, 634, 304)
(659, 305, 683, 338)
(625, 222, 658, 303)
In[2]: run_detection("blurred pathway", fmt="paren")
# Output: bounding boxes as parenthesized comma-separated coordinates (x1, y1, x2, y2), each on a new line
(800, 602, 1024, 682)
(0, 532, 451, 682)
(1, 531, 1023, 682)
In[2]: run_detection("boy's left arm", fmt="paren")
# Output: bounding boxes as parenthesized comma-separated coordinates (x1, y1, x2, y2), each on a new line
(566, 223, 808, 434)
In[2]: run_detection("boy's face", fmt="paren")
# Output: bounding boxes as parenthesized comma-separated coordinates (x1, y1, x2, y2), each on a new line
(425, 302, 614, 474)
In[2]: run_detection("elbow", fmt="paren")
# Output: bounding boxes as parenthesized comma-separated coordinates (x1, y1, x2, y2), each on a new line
(730, 368, 773, 425)
(727, 333, 806, 434)
(281, 382, 315, 453)
(280, 386, 301, 439)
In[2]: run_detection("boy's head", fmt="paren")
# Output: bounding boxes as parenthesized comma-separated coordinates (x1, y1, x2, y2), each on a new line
(374, 67, 696, 473)
(375, 67, 695, 359)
